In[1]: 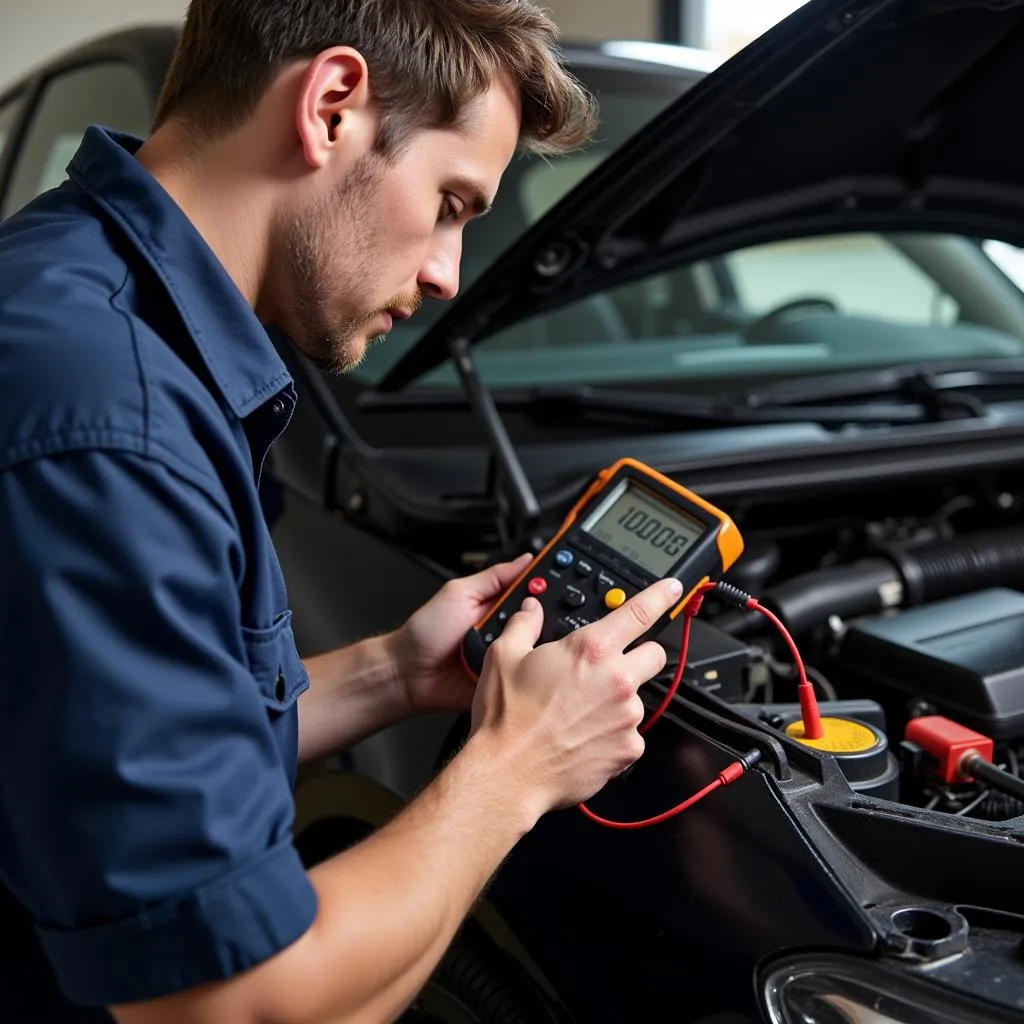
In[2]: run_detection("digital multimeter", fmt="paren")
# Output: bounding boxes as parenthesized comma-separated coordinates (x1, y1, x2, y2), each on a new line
(462, 458, 744, 675)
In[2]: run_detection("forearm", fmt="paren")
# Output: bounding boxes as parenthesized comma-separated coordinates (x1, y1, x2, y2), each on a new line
(298, 635, 409, 763)
(110, 730, 542, 1024)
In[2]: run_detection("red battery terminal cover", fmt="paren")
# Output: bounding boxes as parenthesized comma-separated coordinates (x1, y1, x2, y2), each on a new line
(904, 715, 994, 784)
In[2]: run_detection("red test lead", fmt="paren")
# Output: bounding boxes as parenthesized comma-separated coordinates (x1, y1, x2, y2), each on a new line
(579, 580, 818, 829)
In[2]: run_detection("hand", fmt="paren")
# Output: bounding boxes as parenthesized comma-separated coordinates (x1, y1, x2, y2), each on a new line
(386, 552, 535, 716)
(470, 577, 682, 814)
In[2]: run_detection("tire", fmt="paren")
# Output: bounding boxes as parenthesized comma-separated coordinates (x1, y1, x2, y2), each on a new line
(401, 918, 567, 1024)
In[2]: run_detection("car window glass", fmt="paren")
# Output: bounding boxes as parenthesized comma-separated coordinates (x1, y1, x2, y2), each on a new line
(519, 153, 604, 222)
(3, 63, 151, 218)
(0, 97, 22, 169)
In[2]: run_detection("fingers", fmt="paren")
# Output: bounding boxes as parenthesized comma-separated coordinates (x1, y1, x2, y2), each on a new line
(622, 640, 668, 683)
(467, 552, 534, 601)
(495, 595, 544, 656)
(587, 578, 684, 651)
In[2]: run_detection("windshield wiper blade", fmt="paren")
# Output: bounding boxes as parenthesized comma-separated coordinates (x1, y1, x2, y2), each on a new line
(522, 386, 930, 426)
(742, 360, 1024, 412)
(554, 365, 1022, 425)
(360, 384, 929, 425)
(361, 359, 1024, 427)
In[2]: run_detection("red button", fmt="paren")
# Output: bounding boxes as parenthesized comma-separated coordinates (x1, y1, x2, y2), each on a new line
(527, 577, 548, 596)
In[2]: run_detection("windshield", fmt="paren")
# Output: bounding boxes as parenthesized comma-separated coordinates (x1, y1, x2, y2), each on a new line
(351, 61, 1024, 393)
(416, 232, 1024, 388)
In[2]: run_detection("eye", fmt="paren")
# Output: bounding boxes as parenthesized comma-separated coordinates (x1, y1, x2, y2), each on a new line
(439, 195, 461, 224)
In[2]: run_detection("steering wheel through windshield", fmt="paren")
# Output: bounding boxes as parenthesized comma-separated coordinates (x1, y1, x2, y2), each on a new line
(743, 296, 839, 343)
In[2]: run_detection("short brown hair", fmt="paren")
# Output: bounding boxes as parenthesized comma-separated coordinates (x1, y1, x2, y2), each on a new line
(154, 0, 597, 157)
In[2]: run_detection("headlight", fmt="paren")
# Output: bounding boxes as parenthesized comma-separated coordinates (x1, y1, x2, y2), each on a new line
(762, 954, 1013, 1024)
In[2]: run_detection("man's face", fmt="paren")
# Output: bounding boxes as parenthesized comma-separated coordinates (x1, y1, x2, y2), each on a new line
(273, 77, 521, 375)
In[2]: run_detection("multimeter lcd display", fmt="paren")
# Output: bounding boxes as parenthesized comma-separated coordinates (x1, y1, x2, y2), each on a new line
(580, 480, 707, 577)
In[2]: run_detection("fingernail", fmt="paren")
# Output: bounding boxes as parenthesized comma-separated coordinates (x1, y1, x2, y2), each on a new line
(666, 579, 684, 597)
(521, 596, 539, 612)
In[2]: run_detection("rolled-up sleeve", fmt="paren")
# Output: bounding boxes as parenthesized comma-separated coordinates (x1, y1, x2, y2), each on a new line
(0, 450, 318, 1007)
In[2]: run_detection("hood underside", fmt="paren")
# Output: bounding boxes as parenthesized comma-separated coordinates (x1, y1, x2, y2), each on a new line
(380, 0, 1024, 390)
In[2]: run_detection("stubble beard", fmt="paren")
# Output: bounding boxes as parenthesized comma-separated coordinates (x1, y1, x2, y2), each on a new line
(280, 155, 386, 376)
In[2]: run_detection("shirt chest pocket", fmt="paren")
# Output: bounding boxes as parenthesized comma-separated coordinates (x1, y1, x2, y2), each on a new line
(240, 610, 310, 713)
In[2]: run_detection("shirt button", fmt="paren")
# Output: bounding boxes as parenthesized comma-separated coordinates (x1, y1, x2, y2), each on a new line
(271, 398, 287, 417)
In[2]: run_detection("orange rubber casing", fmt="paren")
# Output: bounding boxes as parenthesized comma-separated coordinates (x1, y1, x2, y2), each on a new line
(461, 458, 743, 678)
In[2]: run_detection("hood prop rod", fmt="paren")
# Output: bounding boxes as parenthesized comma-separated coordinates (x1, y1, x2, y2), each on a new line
(448, 336, 541, 548)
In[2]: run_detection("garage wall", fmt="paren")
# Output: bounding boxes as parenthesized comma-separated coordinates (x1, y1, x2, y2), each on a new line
(0, 0, 660, 92)
(0, 0, 185, 87)
(546, 0, 657, 43)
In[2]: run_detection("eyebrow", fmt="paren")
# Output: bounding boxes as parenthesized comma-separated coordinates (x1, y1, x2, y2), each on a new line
(450, 177, 493, 218)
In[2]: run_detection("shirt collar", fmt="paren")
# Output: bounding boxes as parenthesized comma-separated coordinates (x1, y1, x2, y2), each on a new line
(67, 126, 291, 420)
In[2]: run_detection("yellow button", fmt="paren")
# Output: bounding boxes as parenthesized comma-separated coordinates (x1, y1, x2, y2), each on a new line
(604, 588, 627, 610)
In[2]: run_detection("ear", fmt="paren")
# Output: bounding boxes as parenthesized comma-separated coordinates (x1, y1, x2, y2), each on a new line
(294, 47, 373, 170)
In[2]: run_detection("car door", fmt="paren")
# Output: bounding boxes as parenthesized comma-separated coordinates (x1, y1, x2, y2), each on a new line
(0, 93, 24, 160)
(1, 60, 153, 219)
(0, 91, 27, 194)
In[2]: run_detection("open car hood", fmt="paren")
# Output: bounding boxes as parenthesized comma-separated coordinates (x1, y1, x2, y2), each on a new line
(379, 0, 1024, 390)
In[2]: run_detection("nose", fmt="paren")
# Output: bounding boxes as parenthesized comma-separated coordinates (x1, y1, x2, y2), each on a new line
(417, 232, 462, 302)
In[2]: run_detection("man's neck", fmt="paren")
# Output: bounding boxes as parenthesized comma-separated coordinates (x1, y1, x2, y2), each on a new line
(135, 125, 270, 309)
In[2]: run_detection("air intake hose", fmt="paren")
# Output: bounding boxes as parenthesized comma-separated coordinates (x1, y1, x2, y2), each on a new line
(884, 526, 1024, 605)
(726, 526, 1024, 637)
(756, 558, 900, 637)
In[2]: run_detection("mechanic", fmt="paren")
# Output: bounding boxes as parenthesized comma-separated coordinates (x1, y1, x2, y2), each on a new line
(0, 2, 685, 1022)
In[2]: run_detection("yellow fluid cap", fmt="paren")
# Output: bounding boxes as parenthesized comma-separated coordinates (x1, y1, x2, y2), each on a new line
(785, 716, 879, 754)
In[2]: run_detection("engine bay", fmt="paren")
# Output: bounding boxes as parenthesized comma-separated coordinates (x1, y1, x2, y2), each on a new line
(304, 380, 1024, 1018)
(678, 473, 1024, 823)
(323, 365, 1024, 828)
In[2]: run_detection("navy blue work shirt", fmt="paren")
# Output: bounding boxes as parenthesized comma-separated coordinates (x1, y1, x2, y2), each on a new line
(0, 127, 318, 1017)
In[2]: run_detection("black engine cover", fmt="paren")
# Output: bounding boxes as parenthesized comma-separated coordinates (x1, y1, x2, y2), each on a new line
(839, 588, 1024, 741)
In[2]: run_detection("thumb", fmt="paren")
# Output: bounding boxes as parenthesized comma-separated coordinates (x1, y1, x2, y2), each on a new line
(497, 595, 544, 655)
(469, 552, 534, 601)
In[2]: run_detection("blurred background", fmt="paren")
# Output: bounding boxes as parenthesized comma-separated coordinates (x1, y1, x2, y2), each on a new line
(0, 0, 809, 86)
(8, 0, 1023, 333)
